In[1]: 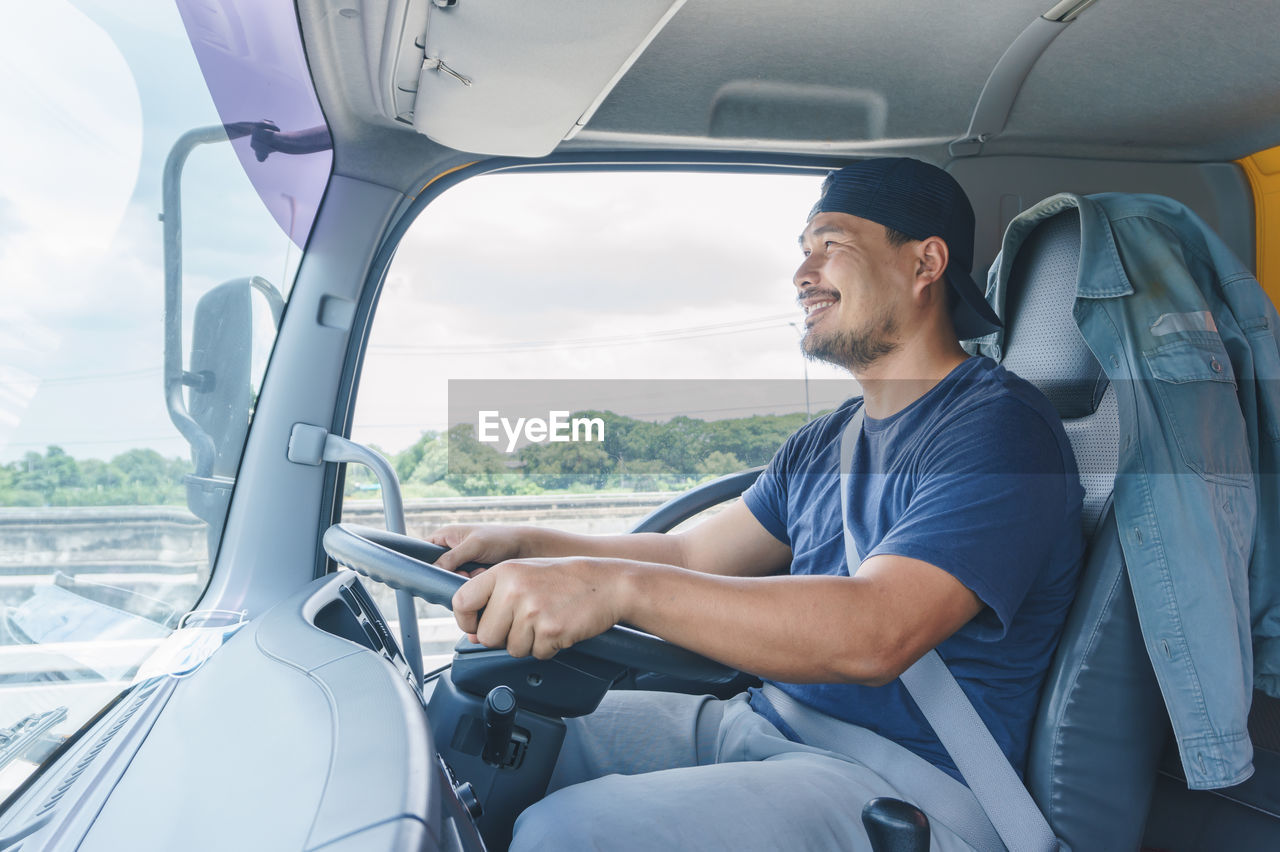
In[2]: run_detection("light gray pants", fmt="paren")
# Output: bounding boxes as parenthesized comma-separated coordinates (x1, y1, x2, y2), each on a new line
(510, 690, 984, 851)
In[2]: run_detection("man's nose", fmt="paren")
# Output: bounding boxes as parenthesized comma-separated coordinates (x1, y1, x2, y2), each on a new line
(793, 254, 819, 290)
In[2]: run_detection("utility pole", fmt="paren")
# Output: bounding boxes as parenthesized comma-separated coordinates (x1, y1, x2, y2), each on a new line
(789, 322, 812, 421)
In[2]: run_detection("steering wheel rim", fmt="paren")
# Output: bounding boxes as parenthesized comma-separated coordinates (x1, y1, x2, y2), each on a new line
(322, 523, 739, 684)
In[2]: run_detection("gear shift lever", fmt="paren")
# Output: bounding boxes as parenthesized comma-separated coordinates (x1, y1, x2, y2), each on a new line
(482, 685, 518, 767)
(862, 797, 930, 852)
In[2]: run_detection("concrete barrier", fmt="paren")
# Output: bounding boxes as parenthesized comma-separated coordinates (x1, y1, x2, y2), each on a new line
(0, 493, 685, 612)
(341, 491, 681, 537)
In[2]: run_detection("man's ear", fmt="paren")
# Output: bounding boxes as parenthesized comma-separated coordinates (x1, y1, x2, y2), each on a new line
(913, 236, 949, 302)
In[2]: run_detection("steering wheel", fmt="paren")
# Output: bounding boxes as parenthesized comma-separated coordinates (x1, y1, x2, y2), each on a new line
(322, 523, 739, 684)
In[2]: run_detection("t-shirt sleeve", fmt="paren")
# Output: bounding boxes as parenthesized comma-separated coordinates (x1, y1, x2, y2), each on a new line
(742, 436, 794, 544)
(867, 399, 1077, 640)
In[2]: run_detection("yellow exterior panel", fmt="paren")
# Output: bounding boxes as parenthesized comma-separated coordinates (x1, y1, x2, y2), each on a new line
(1240, 147, 1280, 309)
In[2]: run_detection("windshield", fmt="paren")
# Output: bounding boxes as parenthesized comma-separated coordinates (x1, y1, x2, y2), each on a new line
(0, 0, 331, 799)
(344, 169, 854, 668)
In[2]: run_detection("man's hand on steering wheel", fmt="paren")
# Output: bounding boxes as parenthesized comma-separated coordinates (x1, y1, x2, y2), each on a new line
(426, 524, 531, 575)
(429, 523, 639, 658)
(452, 556, 632, 660)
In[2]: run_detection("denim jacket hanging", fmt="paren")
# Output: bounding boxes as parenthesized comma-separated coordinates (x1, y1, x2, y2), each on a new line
(977, 192, 1280, 790)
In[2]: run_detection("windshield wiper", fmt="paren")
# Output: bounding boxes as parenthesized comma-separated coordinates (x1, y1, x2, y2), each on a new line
(0, 708, 68, 771)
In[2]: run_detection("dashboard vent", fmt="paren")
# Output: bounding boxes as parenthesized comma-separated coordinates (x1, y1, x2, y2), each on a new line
(33, 679, 162, 818)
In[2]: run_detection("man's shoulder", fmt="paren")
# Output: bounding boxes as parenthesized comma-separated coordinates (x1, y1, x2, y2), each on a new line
(774, 396, 862, 460)
(925, 358, 1077, 475)
(940, 356, 1056, 415)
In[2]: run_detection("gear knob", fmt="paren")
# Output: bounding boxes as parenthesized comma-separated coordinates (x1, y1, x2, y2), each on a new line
(481, 685, 518, 767)
(861, 797, 930, 852)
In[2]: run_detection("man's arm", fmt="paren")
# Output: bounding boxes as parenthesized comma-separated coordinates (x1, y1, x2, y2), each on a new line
(430, 499, 792, 578)
(451, 549, 983, 685)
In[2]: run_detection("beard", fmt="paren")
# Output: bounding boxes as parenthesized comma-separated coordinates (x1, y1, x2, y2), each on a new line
(801, 307, 899, 371)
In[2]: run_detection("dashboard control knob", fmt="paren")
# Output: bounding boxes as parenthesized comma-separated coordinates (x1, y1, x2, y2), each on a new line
(453, 780, 482, 820)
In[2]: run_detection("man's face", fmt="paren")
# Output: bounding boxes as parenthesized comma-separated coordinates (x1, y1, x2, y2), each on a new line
(794, 212, 918, 371)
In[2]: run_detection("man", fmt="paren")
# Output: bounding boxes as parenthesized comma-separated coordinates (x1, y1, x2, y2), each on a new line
(429, 158, 1084, 850)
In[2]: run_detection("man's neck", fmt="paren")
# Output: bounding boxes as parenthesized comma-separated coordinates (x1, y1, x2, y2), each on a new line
(853, 335, 970, 419)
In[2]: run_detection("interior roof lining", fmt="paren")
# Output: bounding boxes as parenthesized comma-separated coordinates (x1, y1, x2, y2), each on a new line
(299, 0, 1280, 193)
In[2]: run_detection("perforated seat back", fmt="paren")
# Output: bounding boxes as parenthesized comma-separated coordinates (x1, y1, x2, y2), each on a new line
(998, 209, 1168, 850)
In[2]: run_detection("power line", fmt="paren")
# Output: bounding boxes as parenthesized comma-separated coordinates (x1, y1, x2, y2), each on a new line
(354, 397, 848, 432)
(368, 313, 797, 355)
(4, 367, 161, 387)
(2, 435, 185, 449)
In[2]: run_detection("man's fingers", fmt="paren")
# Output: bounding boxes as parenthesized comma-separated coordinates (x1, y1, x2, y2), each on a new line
(506, 617, 536, 658)
(435, 538, 479, 573)
(434, 551, 459, 572)
(425, 525, 464, 548)
(426, 525, 472, 572)
(474, 598, 514, 650)
(532, 633, 565, 661)
(452, 570, 495, 634)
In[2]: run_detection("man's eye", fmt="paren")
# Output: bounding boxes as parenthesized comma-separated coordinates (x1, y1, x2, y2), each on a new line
(825, 240, 836, 249)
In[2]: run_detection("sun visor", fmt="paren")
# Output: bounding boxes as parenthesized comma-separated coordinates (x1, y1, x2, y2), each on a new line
(392, 0, 684, 157)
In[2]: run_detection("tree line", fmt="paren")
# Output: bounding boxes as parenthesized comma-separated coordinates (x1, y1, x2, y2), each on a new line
(356, 409, 817, 499)
(0, 446, 192, 507)
(1, 409, 821, 507)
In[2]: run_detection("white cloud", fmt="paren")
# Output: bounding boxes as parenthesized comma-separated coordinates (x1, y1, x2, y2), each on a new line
(353, 170, 854, 452)
(389, 171, 816, 321)
(0, 3, 142, 262)
(0, 3, 300, 463)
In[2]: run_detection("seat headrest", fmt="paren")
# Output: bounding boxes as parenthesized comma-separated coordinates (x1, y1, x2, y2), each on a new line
(1000, 209, 1108, 419)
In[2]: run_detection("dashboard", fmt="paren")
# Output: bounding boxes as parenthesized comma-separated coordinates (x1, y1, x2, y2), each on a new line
(2, 572, 485, 852)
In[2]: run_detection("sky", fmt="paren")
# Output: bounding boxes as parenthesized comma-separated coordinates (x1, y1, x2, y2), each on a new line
(352, 171, 856, 454)
(0, 1, 299, 464)
(0, 1, 853, 469)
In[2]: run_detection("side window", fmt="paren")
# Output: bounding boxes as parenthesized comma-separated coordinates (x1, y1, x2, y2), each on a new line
(345, 171, 852, 666)
(0, 2, 329, 798)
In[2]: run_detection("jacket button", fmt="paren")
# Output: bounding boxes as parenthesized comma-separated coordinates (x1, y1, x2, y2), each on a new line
(1211, 358, 1223, 373)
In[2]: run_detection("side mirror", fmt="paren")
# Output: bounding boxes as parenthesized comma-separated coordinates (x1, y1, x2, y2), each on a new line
(184, 276, 284, 477)
(169, 276, 283, 556)
(188, 280, 252, 477)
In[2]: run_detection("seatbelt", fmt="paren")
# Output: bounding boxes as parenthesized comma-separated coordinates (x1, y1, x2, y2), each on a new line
(760, 682, 1005, 851)
(840, 404, 1061, 852)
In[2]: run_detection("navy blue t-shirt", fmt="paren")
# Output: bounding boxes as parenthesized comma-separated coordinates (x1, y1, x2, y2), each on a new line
(743, 356, 1084, 783)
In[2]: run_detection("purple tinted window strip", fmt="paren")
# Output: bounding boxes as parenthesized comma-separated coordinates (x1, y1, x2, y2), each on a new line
(174, 0, 332, 248)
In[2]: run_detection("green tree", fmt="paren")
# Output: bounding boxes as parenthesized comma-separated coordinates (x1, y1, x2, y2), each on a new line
(407, 433, 450, 486)
(521, 440, 615, 490)
(439, 424, 535, 496)
(696, 450, 744, 478)
(394, 430, 438, 482)
(10, 446, 81, 505)
(106, 448, 187, 504)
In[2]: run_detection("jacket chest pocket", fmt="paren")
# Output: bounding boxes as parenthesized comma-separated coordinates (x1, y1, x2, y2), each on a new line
(1143, 336, 1252, 484)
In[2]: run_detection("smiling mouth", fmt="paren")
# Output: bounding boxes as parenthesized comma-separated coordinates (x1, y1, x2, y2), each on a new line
(802, 297, 837, 325)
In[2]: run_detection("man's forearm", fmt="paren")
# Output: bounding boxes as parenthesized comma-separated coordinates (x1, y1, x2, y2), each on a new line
(450, 549, 979, 678)
(518, 527, 689, 568)
(612, 560, 895, 684)
(518, 499, 792, 579)
(611, 553, 982, 685)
